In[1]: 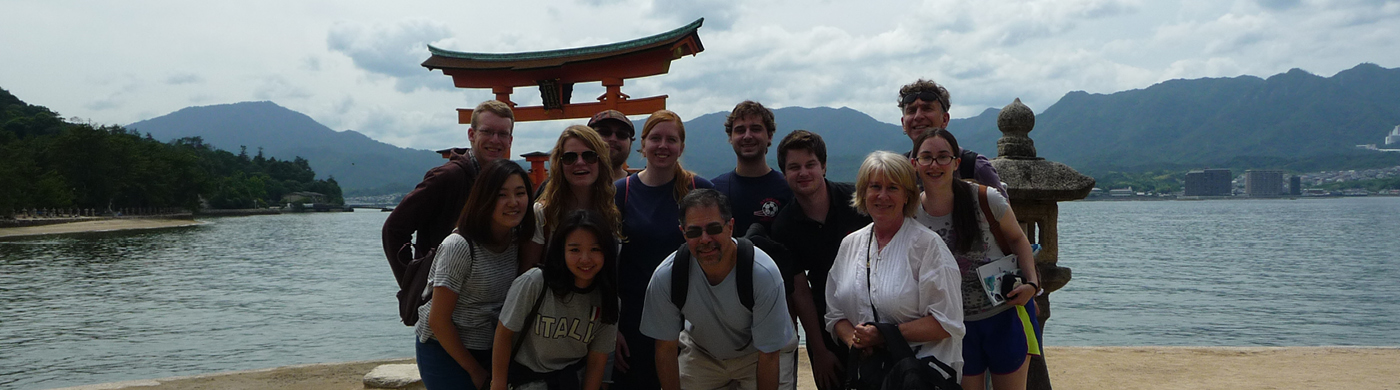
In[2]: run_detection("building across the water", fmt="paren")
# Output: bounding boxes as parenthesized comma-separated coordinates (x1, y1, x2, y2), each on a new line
(1245, 170, 1285, 197)
(1184, 168, 1232, 197)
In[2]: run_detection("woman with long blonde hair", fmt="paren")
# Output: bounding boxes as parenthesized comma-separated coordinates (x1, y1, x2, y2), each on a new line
(519, 125, 622, 269)
(608, 110, 714, 389)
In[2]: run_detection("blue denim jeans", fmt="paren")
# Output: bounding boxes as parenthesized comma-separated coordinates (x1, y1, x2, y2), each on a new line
(416, 337, 491, 390)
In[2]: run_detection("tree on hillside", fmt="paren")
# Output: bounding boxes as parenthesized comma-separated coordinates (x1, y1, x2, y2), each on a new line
(0, 88, 344, 217)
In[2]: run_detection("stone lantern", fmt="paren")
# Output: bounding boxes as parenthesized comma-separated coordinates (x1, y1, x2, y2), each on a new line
(988, 98, 1094, 390)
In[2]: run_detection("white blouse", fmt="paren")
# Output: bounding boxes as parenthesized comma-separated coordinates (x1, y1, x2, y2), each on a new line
(824, 217, 965, 372)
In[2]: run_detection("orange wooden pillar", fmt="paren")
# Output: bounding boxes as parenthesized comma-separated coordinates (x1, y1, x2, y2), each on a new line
(521, 151, 549, 189)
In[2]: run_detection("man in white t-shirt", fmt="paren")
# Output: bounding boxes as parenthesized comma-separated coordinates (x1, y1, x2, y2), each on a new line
(641, 189, 798, 390)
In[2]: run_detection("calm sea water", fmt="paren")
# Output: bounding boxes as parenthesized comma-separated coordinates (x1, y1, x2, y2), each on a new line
(2, 197, 1397, 389)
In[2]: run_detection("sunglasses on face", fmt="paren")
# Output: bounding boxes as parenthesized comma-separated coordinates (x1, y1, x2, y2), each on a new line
(900, 91, 945, 108)
(592, 126, 633, 140)
(560, 150, 599, 165)
(683, 222, 726, 238)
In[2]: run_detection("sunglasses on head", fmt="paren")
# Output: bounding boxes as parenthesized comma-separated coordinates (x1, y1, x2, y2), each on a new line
(683, 222, 726, 238)
(900, 91, 945, 107)
(560, 150, 599, 165)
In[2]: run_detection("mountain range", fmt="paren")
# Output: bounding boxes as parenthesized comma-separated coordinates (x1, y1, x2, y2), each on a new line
(124, 63, 1400, 195)
(951, 63, 1400, 172)
(126, 102, 443, 196)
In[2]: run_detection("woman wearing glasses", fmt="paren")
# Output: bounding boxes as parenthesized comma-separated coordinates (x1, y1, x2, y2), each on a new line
(609, 110, 714, 390)
(520, 125, 623, 269)
(913, 129, 1040, 390)
(824, 151, 965, 384)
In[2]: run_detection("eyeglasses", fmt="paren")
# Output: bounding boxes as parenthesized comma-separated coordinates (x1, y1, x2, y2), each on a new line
(915, 155, 958, 166)
(592, 125, 633, 140)
(682, 222, 726, 238)
(900, 91, 945, 108)
(560, 150, 599, 165)
(476, 129, 511, 139)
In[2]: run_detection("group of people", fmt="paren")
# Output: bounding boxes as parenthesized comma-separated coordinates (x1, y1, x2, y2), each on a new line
(381, 79, 1044, 390)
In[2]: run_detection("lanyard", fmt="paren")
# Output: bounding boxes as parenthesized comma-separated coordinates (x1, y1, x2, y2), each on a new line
(865, 232, 880, 323)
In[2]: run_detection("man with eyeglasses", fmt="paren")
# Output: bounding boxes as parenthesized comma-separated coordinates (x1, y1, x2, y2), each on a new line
(712, 101, 793, 237)
(898, 79, 1006, 193)
(382, 100, 515, 322)
(641, 189, 798, 390)
(588, 109, 635, 180)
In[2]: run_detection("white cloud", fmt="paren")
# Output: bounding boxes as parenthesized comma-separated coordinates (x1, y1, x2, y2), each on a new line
(165, 73, 203, 85)
(327, 18, 456, 93)
(1, 0, 1398, 152)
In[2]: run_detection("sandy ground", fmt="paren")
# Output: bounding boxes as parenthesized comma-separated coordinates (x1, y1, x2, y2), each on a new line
(50, 346, 1400, 390)
(0, 218, 202, 239)
(1046, 346, 1400, 390)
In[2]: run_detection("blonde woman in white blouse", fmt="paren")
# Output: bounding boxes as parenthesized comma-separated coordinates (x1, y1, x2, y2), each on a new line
(824, 151, 966, 378)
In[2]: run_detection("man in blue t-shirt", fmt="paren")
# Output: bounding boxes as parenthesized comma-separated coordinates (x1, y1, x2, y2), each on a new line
(711, 101, 793, 236)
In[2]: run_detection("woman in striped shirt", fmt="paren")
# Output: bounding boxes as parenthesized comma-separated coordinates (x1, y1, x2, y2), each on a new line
(415, 160, 537, 390)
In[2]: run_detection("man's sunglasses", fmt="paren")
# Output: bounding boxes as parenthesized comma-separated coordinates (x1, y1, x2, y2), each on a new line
(900, 91, 945, 108)
(560, 150, 599, 165)
(592, 126, 633, 140)
(683, 222, 726, 238)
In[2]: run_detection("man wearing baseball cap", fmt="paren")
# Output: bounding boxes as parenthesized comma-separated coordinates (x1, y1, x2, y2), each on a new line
(588, 109, 635, 180)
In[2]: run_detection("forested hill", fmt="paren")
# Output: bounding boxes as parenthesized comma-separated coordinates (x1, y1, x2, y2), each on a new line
(949, 63, 1400, 173)
(0, 88, 342, 216)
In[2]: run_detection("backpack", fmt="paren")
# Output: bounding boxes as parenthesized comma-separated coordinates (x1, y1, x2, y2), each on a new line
(394, 238, 475, 327)
(395, 244, 435, 327)
(669, 237, 757, 312)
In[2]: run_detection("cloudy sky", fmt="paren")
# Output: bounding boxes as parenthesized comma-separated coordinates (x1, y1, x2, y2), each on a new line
(3, 0, 1397, 154)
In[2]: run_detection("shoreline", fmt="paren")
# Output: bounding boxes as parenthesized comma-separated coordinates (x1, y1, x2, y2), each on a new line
(47, 346, 1400, 390)
(0, 218, 205, 239)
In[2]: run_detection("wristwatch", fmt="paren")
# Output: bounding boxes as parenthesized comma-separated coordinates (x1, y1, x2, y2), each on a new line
(1026, 281, 1042, 297)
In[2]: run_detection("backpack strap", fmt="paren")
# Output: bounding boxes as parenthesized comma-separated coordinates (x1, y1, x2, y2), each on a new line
(671, 238, 756, 312)
(958, 148, 978, 181)
(509, 272, 548, 365)
(670, 242, 691, 310)
(978, 185, 1010, 254)
(735, 238, 755, 310)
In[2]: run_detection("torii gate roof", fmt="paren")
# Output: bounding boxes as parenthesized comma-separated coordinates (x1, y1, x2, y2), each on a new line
(422, 18, 705, 88)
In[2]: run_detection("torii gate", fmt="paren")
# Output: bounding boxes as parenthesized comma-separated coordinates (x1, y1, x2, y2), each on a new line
(422, 18, 705, 123)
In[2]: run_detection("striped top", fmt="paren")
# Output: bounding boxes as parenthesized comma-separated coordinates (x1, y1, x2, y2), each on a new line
(415, 233, 520, 350)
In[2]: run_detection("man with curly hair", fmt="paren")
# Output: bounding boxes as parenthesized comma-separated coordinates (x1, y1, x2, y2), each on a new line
(898, 79, 1005, 193)
(712, 100, 793, 236)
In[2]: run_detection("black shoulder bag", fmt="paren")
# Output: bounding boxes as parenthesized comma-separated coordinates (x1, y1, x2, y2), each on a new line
(846, 322, 961, 390)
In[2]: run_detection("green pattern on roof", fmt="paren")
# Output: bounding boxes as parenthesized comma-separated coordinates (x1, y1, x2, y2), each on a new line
(428, 18, 703, 62)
